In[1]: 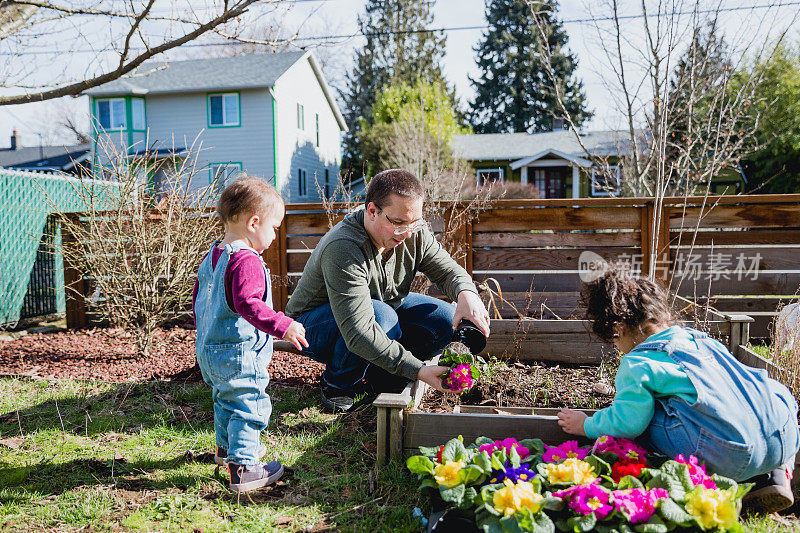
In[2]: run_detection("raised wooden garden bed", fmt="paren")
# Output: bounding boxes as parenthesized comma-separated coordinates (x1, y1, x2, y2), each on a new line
(373, 314, 757, 467)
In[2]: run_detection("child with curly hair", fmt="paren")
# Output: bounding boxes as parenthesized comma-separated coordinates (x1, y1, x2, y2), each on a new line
(558, 263, 799, 514)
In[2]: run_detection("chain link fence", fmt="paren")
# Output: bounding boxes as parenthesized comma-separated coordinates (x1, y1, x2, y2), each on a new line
(0, 167, 118, 328)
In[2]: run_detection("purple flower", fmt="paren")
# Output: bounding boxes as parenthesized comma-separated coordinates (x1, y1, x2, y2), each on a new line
(554, 482, 613, 519)
(478, 438, 530, 459)
(542, 441, 589, 463)
(487, 461, 537, 485)
(612, 487, 670, 523)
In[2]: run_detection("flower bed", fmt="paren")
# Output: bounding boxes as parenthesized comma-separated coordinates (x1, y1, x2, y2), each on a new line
(408, 434, 752, 532)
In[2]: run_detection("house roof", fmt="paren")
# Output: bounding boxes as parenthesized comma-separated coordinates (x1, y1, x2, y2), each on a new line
(85, 51, 307, 96)
(0, 143, 91, 171)
(452, 130, 635, 161)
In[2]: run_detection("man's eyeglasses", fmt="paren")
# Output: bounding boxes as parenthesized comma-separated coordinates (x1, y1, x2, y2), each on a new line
(377, 208, 427, 236)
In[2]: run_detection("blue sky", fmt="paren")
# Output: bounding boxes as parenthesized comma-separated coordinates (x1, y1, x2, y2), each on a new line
(1, 0, 798, 149)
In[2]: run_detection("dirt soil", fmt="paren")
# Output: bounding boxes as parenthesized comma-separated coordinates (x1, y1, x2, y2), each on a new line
(0, 326, 325, 386)
(420, 361, 616, 412)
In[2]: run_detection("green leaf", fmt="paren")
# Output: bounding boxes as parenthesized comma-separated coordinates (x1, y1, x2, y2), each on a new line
(520, 438, 546, 455)
(462, 465, 486, 485)
(657, 497, 694, 527)
(646, 472, 686, 502)
(475, 436, 495, 447)
(509, 445, 521, 467)
(406, 455, 435, 475)
(554, 519, 570, 532)
(418, 445, 440, 458)
(491, 451, 507, 471)
(617, 474, 645, 490)
(443, 438, 466, 462)
(736, 481, 754, 499)
(585, 455, 611, 476)
(566, 514, 597, 532)
(712, 473, 737, 492)
(474, 450, 493, 474)
(499, 515, 524, 533)
(419, 477, 437, 490)
(439, 483, 466, 505)
(531, 511, 555, 533)
(476, 515, 505, 533)
(462, 486, 479, 509)
(632, 514, 668, 533)
(542, 494, 565, 512)
(660, 461, 695, 494)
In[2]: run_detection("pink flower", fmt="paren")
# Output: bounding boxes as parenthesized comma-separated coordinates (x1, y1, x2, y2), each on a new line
(443, 363, 474, 393)
(554, 482, 613, 519)
(542, 441, 589, 463)
(593, 435, 648, 463)
(478, 437, 530, 459)
(675, 454, 717, 489)
(612, 488, 669, 524)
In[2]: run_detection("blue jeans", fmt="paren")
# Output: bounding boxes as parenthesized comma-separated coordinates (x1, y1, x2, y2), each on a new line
(295, 292, 456, 391)
(197, 344, 272, 465)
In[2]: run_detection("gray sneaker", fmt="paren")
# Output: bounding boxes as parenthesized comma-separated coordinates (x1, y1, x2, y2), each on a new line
(214, 442, 268, 466)
(742, 465, 794, 515)
(228, 461, 284, 493)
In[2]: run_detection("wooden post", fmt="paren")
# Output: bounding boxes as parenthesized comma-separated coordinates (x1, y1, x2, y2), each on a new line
(376, 406, 388, 468)
(373, 383, 414, 468)
(641, 201, 671, 286)
(61, 213, 87, 329)
(727, 314, 754, 353)
(262, 217, 288, 312)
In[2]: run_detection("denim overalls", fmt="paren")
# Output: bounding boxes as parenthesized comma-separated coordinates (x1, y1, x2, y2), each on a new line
(195, 242, 273, 465)
(635, 327, 799, 480)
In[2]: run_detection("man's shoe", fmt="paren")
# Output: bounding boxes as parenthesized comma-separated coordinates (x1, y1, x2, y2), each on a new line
(214, 442, 268, 466)
(227, 460, 284, 493)
(320, 384, 356, 413)
(742, 465, 794, 514)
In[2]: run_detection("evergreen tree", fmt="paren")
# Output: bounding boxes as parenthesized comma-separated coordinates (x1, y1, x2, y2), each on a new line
(469, 0, 590, 134)
(341, 0, 448, 177)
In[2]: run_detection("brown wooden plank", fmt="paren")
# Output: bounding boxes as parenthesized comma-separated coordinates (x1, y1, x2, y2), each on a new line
(286, 212, 345, 234)
(670, 247, 800, 271)
(735, 344, 782, 377)
(474, 207, 641, 232)
(458, 406, 595, 416)
(483, 292, 582, 319)
(61, 214, 87, 329)
(669, 229, 800, 247)
(672, 273, 800, 297)
(287, 236, 323, 250)
(669, 204, 800, 230)
(262, 219, 288, 312)
(473, 247, 638, 271)
(692, 297, 799, 313)
(376, 407, 388, 468)
(403, 411, 594, 450)
(472, 231, 640, 248)
(485, 338, 613, 363)
(287, 252, 310, 273)
(474, 273, 583, 292)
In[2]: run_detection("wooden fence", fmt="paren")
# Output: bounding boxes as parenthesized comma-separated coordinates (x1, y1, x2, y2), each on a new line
(64, 193, 800, 338)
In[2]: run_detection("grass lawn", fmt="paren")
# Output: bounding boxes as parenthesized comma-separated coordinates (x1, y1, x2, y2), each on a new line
(0, 377, 797, 532)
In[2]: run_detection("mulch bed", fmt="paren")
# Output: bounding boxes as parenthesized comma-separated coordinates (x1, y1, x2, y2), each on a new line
(0, 326, 325, 386)
(421, 361, 616, 412)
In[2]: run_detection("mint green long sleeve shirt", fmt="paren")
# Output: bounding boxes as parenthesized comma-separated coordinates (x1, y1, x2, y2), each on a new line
(583, 327, 698, 440)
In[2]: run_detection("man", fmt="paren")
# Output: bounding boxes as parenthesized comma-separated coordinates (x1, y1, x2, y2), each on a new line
(286, 169, 490, 412)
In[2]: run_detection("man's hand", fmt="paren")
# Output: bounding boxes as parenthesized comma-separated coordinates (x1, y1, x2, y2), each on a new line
(557, 408, 588, 436)
(417, 365, 451, 393)
(453, 290, 490, 338)
(283, 321, 309, 351)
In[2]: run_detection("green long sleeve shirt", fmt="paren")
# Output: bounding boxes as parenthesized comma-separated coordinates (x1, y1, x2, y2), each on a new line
(583, 327, 698, 440)
(285, 208, 478, 381)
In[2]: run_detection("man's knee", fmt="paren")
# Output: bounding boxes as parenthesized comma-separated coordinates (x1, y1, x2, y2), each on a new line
(372, 300, 401, 339)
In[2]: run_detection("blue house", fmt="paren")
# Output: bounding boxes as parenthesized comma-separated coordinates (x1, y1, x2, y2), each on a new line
(85, 51, 347, 202)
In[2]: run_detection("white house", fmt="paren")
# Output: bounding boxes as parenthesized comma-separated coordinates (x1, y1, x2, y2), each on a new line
(85, 51, 347, 202)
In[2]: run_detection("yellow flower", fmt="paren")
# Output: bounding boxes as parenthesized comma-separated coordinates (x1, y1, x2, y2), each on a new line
(685, 488, 738, 530)
(434, 460, 464, 488)
(492, 480, 544, 516)
(545, 457, 596, 485)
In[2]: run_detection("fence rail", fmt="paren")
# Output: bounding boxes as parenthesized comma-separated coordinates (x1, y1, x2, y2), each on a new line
(64, 193, 800, 338)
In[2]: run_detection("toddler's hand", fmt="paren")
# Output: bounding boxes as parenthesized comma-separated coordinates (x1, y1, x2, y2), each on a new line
(283, 321, 309, 351)
(557, 408, 588, 437)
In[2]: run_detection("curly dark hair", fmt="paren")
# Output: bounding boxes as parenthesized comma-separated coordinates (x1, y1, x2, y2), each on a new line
(580, 263, 673, 343)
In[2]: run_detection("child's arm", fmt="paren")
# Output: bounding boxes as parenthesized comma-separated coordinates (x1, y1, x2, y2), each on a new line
(578, 357, 656, 440)
(227, 251, 294, 339)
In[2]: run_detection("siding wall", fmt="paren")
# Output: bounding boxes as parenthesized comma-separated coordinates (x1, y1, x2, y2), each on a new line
(273, 56, 343, 203)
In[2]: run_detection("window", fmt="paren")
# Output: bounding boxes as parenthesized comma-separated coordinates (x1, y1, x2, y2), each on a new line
(298, 168, 307, 197)
(131, 98, 146, 130)
(208, 93, 240, 127)
(96, 98, 125, 130)
(476, 168, 503, 186)
(315, 113, 320, 146)
(210, 162, 243, 191)
(297, 103, 305, 130)
(591, 166, 622, 196)
(324, 168, 330, 198)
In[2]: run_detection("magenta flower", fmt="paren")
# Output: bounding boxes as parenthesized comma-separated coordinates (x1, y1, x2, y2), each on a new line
(443, 363, 474, 393)
(554, 482, 613, 519)
(612, 487, 669, 523)
(675, 454, 717, 489)
(542, 441, 589, 463)
(479, 437, 530, 459)
(593, 435, 648, 463)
